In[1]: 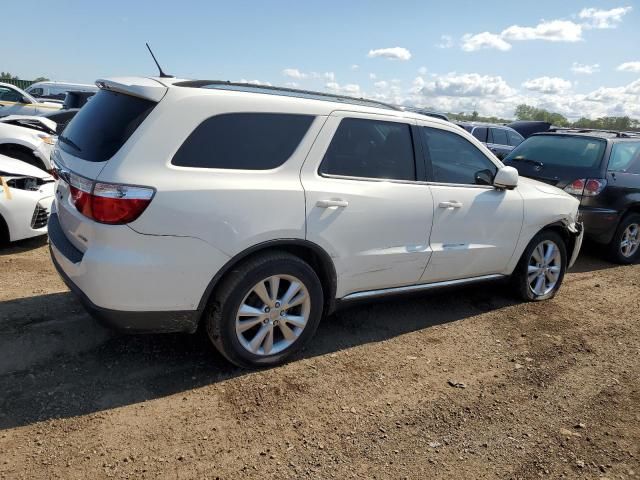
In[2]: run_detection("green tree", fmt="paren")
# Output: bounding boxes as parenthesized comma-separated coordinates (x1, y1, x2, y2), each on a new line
(0, 72, 19, 80)
(33, 76, 49, 82)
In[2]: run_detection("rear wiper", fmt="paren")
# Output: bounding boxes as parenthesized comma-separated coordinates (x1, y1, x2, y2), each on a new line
(509, 158, 544, 168)
(58, 135, 82, 152)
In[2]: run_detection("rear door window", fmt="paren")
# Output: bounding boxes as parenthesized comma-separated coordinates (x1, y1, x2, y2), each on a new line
(608, 142, 640, 174)
(472, 127, 488, 142)
(59, 90, 156, 162)
(319, 118, 416, 181)
(172, 113, 314, 170)
(489, 128, 509, 146)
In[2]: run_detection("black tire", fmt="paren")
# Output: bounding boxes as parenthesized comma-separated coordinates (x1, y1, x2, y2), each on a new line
(205, 251, 324, 368)
(0, 214, 9, 246)
(608, 213, 640, 264)
(512, 230, 567, 302)
(0, 146, 47, 171)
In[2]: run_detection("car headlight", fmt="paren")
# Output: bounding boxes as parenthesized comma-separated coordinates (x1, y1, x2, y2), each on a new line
(37, 134, 57, 145)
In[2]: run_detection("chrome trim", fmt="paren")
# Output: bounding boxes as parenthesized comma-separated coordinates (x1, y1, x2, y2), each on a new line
(341, 274, 506, 301)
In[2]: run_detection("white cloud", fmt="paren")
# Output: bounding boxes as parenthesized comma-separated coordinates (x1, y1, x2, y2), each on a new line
(502, 20, 583, 42)
(323, 72, 335, 81)
(461, 32, 511, 52)
(367, 47, 412, 61)
(285, 81, 299, 88)
(522, 76, 572, 94)
(421, 73, 516, 97)
(579, 6, 632, 29)
(617, 61, 640, 73)
(436, 35, 454, 49)
(374, 80, 388, 89)
(418, 66, 428, 75)
(571, 62, 600, 74)
(282, 68, 308, 79)
(238, 79, 272, 86)
(369, 73, 377, 80)
(350, 64, 360, 71)
(325, 82, 362, 96)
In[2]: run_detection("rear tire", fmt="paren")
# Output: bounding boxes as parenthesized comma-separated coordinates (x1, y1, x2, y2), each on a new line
(512, 230, 567, 302)
(608, 213, 640, 264)
(205, 251, 324, 368)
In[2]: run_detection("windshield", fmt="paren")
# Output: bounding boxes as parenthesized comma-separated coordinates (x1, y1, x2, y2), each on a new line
(504, 135, 606, 168)
(59, 90, 156, 162)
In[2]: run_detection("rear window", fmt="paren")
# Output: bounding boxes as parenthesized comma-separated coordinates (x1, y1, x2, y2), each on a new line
(505, 135, 607, 168)
(172, 113, 314, 170)
(58, 90, 156, 162)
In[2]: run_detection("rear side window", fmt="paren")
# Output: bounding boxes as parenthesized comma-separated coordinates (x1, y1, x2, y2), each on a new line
(172, 113, 313, 170)
(320, 118, 416, 181)
(472, 127, 488, 142)
(421, 127, 498, 185)
(490, 128, 508, 146)
(608, 142, 640, 174)
(505, 135, 606, 168)
(59, 90, 156, 162)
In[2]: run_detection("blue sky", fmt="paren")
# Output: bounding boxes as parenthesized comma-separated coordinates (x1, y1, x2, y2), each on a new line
(3, 0, 639, 118)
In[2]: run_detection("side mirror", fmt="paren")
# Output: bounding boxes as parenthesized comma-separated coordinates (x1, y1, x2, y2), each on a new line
(493, 166, 519, 189)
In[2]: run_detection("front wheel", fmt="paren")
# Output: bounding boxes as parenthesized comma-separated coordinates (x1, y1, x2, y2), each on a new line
(205, 252, 324, 368)
(512, 231, 567, 302)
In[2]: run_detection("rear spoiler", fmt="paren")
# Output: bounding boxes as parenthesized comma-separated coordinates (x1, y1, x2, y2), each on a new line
(94, 77, 169, 102)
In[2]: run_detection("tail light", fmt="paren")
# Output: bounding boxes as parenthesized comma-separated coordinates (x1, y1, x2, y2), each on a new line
(564, 178, 607, 197)
(67, 172, 154, 224)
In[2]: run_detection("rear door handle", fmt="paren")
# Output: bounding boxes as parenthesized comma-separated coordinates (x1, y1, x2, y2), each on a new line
(439, 201, 463, 209)
(316, 199, 349, 208)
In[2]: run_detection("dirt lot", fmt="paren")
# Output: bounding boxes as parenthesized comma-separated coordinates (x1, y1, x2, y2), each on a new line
(0, 238, 638, 480)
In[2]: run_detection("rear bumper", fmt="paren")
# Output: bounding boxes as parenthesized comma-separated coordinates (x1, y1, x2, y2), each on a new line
(579, 207, 621, 244)
(47, 212, 227, 333)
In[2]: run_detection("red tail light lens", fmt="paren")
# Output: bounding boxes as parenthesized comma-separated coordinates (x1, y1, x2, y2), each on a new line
(66, 172, 154, 224)
(564, 178, 607, 197)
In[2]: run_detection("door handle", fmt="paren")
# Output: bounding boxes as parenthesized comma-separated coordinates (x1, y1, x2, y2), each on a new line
(439, 201, 463, 209)
(316, 199, 349, 208)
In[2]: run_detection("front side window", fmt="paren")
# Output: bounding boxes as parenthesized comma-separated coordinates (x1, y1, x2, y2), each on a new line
(172, 113, 314, 170)
(472, 127, 488, 142)
(421, 127, 498, 185)
(507, 130, 524, 147)
(29, 87, 44, 97)
(490, 128, 509, 146)
(608, 142, 640, 174)
(320, 118, 416, 181)
(0, 86, 22, 103)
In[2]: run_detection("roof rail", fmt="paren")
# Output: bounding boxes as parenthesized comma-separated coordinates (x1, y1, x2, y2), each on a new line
(174, 80, 401, 111)
(547, 127, 640, 138)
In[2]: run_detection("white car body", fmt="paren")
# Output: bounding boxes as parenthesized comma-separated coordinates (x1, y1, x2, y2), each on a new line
(0, 116, 57, 171)
(0, 82, 63, 117)
(48, 77, 582, 365)
(0, 155, 54, 242)
(25, 81, 98, 101)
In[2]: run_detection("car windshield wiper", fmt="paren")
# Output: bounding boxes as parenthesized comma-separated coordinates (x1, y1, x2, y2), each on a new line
(58, 135, 82, 152)
(509, 158, 544, 168)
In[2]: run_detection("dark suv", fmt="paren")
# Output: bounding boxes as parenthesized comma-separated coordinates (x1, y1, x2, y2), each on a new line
(504, 130, 640, 263)
(456, 122, 524, 159)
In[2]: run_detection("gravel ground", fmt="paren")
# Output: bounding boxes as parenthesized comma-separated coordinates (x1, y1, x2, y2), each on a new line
(0, 237, 638, 479)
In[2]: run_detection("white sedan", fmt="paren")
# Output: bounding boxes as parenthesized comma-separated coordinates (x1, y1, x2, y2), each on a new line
(0, 82, 62, 117)
(0, 154, 54, 243)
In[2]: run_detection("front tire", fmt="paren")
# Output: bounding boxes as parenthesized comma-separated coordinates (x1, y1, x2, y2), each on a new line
(608, 213, 640, 264)
(205, 252, 324, 368)
(512, 230, 567, 302)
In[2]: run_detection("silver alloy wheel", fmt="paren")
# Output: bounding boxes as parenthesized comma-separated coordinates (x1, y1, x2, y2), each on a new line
(235, 274, 311, 356)
(527, 240, 562, 296)
(620, 223, 640, 258)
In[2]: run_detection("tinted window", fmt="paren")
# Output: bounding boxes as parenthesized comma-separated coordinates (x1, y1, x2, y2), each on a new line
(504, 135, 606, 168)
(472, 127, 488, 142)
(507, 130, 524, 147)
(172, 113, 313, 170)
(457, 124, 473, 133)
(490, 128, 509, 146)
(0, 86, 22, 103)
(59, 90, 156, 162)
(608, 142, 640, 174)
(421, 127, 498, 185)
(29, 87, 44, 97)
(320, 118, 416, 181)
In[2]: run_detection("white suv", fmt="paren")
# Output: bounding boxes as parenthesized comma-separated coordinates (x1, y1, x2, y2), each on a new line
(49, 77, 583, 368)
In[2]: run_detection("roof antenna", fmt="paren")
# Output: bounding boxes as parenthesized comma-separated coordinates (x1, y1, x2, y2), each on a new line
(146, 43, 173, 78)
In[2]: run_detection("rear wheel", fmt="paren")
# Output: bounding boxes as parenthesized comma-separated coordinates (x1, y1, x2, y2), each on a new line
(608, 213, 640, 264)
(512, 230, 567, 301)
(205, 252, 323, 368)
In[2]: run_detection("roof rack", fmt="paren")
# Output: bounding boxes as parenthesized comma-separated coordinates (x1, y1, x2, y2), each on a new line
(174, 80, 401, 111)
(548, 127, 640, 138)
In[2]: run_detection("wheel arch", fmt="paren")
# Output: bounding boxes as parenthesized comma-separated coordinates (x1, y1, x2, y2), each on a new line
(197, 239, 338, 320)
(538, 220, 578, 261)
(0, 212, 9, 244)
(0, 142, 43, 169)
